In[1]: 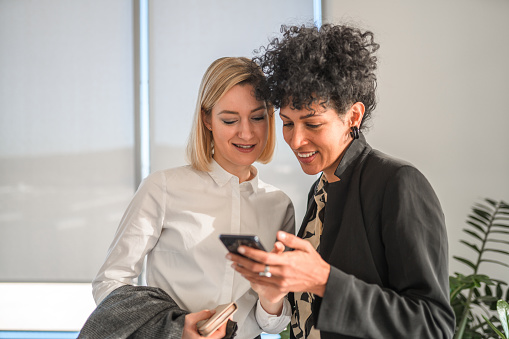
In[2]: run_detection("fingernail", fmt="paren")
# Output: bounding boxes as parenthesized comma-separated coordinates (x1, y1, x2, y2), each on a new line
(279, 231, 286, 239)
(237, 246, 245, 254)
(226, 254, 232, 260)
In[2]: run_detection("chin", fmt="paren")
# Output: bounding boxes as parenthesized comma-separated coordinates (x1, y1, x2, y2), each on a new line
(300, 165, 321, 176)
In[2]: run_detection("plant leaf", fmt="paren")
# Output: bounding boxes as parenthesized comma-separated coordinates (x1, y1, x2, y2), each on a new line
(472, 208, 492, 221)
(484, 248, 509, 256)
(492, 223, 509, 230)
(491, 230, 509, 236)
(481, 259, 509, 269)
(468, 215, 489, 227)
(485, 198, 498, 207)
(487, 239, 509, 246)
(454, 256, 476, 270)
(474, 201, 493, 212)
(498, 300, 509, 338)
(469, 274, 495, 285)
(450, 284, 467, 301)
(482, 315, 506, 339)
(460, 240, 481, 253)
(464, 229, 484, 242)
(475, 201, 493, 210)
(466, 220, 487, 235)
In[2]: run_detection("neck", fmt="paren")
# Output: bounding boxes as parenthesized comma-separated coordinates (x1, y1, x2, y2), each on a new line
(322, 170, 340, 183)
(323, 153, 344, 183)
(212, 157, 253, 183)
(238, 167, 254, 183)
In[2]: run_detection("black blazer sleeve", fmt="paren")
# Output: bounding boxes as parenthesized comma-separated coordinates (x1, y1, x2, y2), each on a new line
(316, 165, 455, 339)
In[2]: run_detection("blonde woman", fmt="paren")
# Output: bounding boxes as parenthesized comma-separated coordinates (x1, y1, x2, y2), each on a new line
(90, 57, 295, 338)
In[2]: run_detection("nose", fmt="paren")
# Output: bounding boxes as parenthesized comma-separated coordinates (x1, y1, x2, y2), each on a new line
(287, 124, 307, 150)
(238, 119, 254, 140)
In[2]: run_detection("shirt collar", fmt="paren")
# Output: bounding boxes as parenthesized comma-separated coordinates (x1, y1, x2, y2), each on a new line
(208, 159, 259, 192)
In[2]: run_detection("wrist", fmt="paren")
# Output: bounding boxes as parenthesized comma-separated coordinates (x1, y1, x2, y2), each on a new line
(310, 263, 330, 297)
(259, 296, 284, 316)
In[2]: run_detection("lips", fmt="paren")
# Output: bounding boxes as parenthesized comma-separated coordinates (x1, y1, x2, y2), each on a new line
(234, 144, 254, 149)
(295, 150, 318, 164)
(233, 143, 255, 152)
(297, 151, 317, 158)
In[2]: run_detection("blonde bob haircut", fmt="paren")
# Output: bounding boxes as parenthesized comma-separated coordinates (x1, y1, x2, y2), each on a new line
(186, 57, 275, 172)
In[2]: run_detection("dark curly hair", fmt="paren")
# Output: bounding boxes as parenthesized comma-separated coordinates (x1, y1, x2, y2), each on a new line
(254, 24, 379, 128)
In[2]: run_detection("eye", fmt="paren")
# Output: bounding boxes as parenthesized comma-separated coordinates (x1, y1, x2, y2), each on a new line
(282, 121, 293, 128)
(221, 119, 237, 125)
(252, 115, 266, 122)
(306, 123, 322, 129)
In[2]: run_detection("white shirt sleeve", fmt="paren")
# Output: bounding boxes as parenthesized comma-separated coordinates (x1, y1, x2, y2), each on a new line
(92, 172, 165, 305)
(255, 297, 292, 334)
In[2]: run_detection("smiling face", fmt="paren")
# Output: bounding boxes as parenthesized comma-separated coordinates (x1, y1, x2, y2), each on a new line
(279, 102, 364, 182)
(204, 84, 268, 181)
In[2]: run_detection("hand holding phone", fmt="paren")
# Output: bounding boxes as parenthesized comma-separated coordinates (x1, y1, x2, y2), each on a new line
(219, 234, 266, 258)
(196, 302, 237, 337)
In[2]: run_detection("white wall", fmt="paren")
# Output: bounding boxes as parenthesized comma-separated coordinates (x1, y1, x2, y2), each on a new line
(324, 0, 509, 280)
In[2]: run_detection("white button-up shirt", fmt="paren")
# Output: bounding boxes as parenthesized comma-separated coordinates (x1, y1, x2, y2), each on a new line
(92, 160, 295, 338)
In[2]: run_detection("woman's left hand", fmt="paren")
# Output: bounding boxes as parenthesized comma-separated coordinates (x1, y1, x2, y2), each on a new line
(227, 231, 331, 298)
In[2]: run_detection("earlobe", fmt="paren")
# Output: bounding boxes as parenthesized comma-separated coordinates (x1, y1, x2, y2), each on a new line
(349, 126, 360, 139)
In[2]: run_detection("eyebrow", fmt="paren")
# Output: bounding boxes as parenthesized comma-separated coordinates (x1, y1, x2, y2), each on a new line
(279, 112, 317, 120)
(218, 105, 266, 115)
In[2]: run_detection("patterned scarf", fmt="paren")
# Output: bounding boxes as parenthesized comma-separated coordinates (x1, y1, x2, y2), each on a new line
(291, 175, 328, 339)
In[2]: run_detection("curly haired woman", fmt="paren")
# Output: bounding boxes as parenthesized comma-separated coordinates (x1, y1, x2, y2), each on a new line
(228, 24, 455, 339)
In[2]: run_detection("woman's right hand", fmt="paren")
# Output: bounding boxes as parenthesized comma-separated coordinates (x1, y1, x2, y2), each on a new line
(239, 241, 287, 315)
(182, 310, 227, 339)
(228, 231, 331, 298)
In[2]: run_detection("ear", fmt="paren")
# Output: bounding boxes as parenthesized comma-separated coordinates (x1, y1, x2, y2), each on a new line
(348, 102, 365, 127)
(202, 109, 212, 131)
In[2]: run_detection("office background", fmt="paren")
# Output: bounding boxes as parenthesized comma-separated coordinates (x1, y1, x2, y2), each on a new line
(1, 0, 508, 332)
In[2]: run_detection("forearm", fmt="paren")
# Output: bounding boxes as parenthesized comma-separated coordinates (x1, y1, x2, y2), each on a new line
(258, 296, 284, 316)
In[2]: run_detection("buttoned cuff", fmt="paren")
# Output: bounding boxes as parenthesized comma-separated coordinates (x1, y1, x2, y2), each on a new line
(255, 298, 291, 334)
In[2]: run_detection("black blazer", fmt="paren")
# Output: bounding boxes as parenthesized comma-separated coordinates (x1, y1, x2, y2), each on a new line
(289, 134, 455, 339)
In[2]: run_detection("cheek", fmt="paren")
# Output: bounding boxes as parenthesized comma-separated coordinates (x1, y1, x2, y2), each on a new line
(257, 122, 269, 139)
(282, 129, 291, 145)
(211, 126, 231, 143)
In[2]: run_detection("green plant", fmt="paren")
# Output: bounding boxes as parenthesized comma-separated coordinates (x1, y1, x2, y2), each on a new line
(279, 324, 290, 339)
(450, 198, 509, 339)
(483, 299, 509, 338)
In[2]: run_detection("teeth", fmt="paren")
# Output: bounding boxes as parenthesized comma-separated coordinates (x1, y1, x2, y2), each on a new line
(235, 144, 254, 149)
(298, 151, 317, 158)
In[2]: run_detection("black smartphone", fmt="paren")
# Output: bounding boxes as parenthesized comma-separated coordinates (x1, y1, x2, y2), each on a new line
(219, 234, 267, 257)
